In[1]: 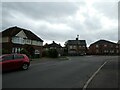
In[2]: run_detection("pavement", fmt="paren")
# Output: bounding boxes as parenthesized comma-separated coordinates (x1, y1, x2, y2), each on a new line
(86, 57, 119, 88)
(30, 56, 69, 64)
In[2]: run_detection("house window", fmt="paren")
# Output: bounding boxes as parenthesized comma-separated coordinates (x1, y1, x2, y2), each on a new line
(104, 50, 106, 53)
(73, 46, 76, 49)
(69, 46, 73, 49)
(15, 48, 17, 53)
(24, 39, 31, 44)
(110, 50, 114, 53)
(35, 50, 40, 54)
(82, 46, 85, 48)
(32, 40, 43, 46)
(116, 45, 118, 48)
(96, 45, 99, 48)
(45, 48, 49, 51)
(12, 36, 24, 44)
(18, 48, 21, 53)
(12, 48, 15, 53)
(12, 48, 21, 53)
(104, 44, 107, 47)
(50, 47, 53, 49)
(104, 50, 108, 53)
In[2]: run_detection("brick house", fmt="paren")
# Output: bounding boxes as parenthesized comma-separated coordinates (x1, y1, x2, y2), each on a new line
(65, 36, 87, 56)
(117, 40, 120, 55)
(43, 41, 64, 56)
(1, 26, 44, 58)
(88, 39, 118, 55)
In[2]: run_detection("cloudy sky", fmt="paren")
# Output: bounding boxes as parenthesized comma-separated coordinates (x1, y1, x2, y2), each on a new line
(1, 0, 119, 47)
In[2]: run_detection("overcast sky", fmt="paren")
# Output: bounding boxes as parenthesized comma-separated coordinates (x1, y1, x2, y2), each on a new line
(1, 0, 119, 47)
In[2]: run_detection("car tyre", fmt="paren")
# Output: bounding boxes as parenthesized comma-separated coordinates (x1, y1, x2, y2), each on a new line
(22, 63, 29, 70)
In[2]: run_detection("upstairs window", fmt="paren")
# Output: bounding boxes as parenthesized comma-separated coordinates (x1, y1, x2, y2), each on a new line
(82, 46, 85, 48)
(12, 36, 24, 44)
(73, 46, 76, 49)
(104, 44, 107, 47)
(116, 45, 118, 48)
(69, 46, 73, 49)
(96, 45, 99, 48)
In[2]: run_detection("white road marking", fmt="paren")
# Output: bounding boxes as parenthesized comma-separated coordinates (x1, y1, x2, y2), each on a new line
(66, 57, 71, 60)
(82, 61, 107, 90)
(85, 56, 93, 57)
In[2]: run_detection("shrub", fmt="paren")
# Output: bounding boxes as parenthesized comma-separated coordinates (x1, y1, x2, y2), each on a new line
(2, 49, 10, 54)
(42, 50, 49, 57)
(48, 49, 58, 58)
(20, 49, 31, 58)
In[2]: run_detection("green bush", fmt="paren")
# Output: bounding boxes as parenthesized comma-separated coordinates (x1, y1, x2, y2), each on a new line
(2, 49, 10, 54)
(48, 49, 58, 58)
(42, 50, 49, 57)
(20, 49, 31, 58)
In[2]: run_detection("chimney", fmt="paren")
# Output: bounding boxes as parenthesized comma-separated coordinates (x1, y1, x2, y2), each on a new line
(53, 41, 55, 43)
(76, 35, 79, 40)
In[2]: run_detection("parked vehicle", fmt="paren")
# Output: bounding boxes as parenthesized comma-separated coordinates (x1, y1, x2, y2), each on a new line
(0, 54, 30, 72)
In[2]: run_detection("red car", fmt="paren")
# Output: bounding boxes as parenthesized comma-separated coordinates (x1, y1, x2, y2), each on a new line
(0, 54, 30, 71)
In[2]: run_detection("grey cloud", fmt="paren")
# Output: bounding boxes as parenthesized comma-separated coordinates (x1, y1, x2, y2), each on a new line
(118, 2, 120, 40)
(79, 25, 118, 46)
(33, 25, 74, 42)
(2, 2, 79, 20)
(66, 19, 84, 31)
(93, 2, 118, 20)
(84, 16, 102, 30)
(2, 1, 118, 46)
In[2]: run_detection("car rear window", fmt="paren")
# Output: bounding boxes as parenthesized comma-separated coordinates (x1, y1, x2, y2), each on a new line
(14, 55, 24, 59)
(2, 55, 14, 61)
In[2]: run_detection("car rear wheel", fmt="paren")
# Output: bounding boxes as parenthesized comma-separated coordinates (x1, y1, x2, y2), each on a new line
(22, 63, 29, 70)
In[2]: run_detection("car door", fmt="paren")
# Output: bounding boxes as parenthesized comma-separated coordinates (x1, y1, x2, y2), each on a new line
(2, 55, 14, 71)
(0, 56, 2, 72)
(13, 54, 24, 69)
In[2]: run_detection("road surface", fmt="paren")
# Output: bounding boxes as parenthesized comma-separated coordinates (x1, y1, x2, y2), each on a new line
(2, 56, 118, 88)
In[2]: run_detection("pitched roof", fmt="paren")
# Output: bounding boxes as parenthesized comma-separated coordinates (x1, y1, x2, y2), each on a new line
(2, 26, 43, 42)
(49, 41, 62, 48)
(44, 41, 62, 48)
(90, 39, 116, 46)
(66, 40, 86, 45)
(118, 40, 120, 44)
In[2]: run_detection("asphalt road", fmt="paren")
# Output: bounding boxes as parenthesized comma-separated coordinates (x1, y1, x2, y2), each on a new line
(87, 56, 119, 88)
(2, 56, 118, 88)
